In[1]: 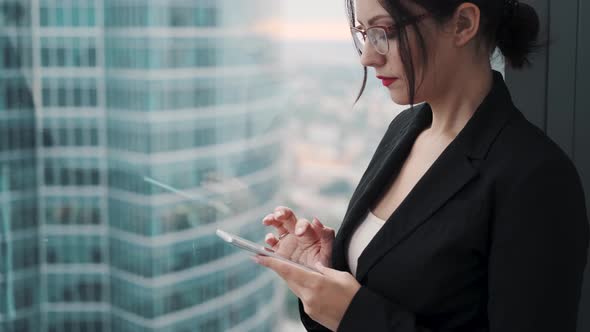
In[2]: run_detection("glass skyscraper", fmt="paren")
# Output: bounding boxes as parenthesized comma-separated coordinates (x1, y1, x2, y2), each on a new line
(1, 1, 40, 331)
(1, 0, 284, 331)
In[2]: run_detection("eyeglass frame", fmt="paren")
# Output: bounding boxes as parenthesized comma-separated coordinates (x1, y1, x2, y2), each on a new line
(350, 13, 430, 56)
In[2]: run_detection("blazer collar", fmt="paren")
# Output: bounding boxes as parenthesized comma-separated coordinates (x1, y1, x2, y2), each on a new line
(455, 70, 518, 160)
(417, 70, 518, 160)
(332, 70, 518, 280)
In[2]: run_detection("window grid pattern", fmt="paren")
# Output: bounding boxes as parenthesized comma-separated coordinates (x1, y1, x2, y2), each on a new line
(110, 260, 266, 318)
(105, 37, 277, 69)
(106, 107, 277, 153)
(104, 2, 217, 28)
(41, 37, 97, 68)
(45, 235, 104, 265)
(110, 281, 276, 332)
(107, 141, 279, 194)
(42, 118, 99, 148)
(44, 197, 101, 226)
(39, 1, 97, 27)
(0, 22, 39, 331)
(109, 220, 265, 278)
(1, 0, 283, 331)
(42, 77, 98, 108)
(46, 273, 106, 303)
(105, 75, 279, 112)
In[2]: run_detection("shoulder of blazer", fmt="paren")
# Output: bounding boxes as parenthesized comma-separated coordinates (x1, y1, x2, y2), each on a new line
(490, 108, 581, 180)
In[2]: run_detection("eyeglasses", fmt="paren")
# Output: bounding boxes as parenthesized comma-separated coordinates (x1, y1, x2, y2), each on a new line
(350, 14, 429, 56)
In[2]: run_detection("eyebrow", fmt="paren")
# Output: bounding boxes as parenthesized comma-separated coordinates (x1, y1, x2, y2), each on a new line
(358, 14, 393, 27)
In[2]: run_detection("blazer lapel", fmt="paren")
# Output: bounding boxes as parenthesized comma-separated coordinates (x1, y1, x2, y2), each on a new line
(332, 104, 432, 271)
(334, 70, 518, 280)
(354, 133, 478, 281)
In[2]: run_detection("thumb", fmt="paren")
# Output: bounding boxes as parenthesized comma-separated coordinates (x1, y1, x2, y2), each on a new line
(319, 222, 335, 241)
(314, 218, 335, 246)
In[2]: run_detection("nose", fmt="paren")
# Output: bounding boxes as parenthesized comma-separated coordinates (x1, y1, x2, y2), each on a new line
(359, 41, 386, 68)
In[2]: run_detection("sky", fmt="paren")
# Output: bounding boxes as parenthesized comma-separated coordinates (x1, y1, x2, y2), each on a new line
(279, 0, 351, 41)
(282, 0, 345, 22)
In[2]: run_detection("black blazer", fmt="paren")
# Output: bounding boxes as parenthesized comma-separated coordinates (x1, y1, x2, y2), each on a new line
(299, 71, 589, 332)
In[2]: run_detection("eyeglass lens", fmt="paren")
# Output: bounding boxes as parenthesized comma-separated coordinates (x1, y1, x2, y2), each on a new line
(352, 28, 388, 55)
(368, 29, 388, 54)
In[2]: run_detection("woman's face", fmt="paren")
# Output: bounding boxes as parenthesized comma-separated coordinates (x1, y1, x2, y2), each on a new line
(355, 0, 456, 105)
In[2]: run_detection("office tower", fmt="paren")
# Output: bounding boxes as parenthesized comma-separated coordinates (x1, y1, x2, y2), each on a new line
(1, 0, 284, 331)
(0, 1, 40, 331)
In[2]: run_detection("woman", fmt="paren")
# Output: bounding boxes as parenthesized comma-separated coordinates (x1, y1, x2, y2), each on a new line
(254, 0, 589, 331)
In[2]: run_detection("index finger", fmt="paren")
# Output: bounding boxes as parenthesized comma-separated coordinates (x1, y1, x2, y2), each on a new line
(271, 206, 299, 233)
(262, 213, 289, 235)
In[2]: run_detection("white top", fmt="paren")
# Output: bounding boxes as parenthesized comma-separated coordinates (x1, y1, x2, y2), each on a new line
(347, 210, 386, 277)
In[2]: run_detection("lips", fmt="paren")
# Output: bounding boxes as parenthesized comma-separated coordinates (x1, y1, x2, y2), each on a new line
(377, 76, 398, 87)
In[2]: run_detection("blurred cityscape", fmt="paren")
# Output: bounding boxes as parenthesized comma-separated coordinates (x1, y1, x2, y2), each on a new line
(281, 40, 403, 227)
(278, 40, 401, 330)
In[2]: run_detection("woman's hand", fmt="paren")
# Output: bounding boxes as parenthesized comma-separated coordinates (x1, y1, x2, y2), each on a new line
(254, 256, 360, 331)
(262, 206, 335, 268)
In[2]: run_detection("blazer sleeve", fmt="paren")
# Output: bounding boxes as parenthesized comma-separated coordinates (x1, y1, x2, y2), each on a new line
(298, 298, 332, 331)
(302, 157, 589, 332)
(487, 157, 589, 331)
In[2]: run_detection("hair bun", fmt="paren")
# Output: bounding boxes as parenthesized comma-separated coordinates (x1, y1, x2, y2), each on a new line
(496, 2, 541, 68)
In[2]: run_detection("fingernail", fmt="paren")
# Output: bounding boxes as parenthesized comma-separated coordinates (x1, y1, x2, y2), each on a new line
(295, 226, 303, 235)
(275, 211, 283, 218)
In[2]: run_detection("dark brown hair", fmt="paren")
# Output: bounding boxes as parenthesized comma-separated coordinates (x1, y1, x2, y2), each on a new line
(346, 0, 541, 104)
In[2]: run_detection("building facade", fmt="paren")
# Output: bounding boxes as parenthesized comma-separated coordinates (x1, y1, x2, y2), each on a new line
(0, 0, 40, 331)
(0, 0, 283, 331)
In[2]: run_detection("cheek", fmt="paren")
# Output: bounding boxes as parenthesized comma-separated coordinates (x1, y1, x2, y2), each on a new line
(388, 40, 428, 99)
(415, 28, 459, 96)
(416, 44, 454, 100)
(386, 60, 425, 104)
(384, 42, 404, 72)
(383, 33, 438, 105)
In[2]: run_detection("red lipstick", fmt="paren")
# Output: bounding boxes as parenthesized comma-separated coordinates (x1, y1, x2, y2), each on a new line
(377, 76, 398, 87)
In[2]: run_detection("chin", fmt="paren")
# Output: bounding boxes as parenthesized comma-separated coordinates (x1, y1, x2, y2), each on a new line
(388, 90, 411, 106)
(388, 88, 426, 107)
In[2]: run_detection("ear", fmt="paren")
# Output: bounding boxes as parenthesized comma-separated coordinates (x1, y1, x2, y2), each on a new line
(452, 3, 481, 47)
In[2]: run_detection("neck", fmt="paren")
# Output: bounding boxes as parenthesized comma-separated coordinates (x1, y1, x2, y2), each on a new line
(424, 63, 493, 139)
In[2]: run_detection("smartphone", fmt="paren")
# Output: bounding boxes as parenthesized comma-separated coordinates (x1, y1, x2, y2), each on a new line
(215, 229, 321, 274)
